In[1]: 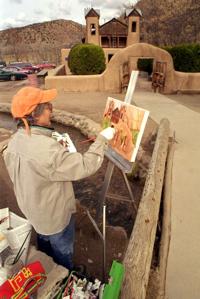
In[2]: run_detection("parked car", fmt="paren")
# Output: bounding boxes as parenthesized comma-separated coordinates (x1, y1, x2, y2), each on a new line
(0, 61, 6, 69)
(0, 69, 27, 81)
(35, 62, 56, 70)
(3, 66, 30, 75)
(7, 62, 40, 74)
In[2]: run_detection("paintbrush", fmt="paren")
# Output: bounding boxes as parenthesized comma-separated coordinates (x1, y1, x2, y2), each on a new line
(12, 231, 31, 265)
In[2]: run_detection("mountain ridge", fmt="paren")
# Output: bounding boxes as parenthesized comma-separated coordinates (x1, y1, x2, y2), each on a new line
(0, 1, 199, 64)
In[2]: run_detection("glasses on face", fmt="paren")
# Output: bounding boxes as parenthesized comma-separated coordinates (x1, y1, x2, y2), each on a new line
(44, 102, 53, 112)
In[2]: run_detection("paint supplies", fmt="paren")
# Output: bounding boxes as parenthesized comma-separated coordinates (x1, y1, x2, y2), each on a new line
(0, 266, 7, 286)
(4, 254, 24, 278)
(0, 221, 13, 265)
(52, 131, 77, 153)
(53, 272, 104, 299)
(0, 261, 46, 298)
(0, 208, 32, 264)
(50, 261, 124, 299)
(102, 261, 124, 299)
(0, 256, 7, 286)
(0, 231, 9, 254)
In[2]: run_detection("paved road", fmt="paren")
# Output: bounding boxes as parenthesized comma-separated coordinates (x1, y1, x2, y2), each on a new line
(134, 91, 200, 299)
(169, 94, 200, 114)
(0, 80, 125, 123)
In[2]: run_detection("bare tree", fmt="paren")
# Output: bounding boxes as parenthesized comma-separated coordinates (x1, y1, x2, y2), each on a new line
(0, 49, 3, 60)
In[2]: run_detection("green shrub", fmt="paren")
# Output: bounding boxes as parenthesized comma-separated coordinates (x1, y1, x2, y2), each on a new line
(137, 58, 153, 75)
(163, 44, 200, 72)
(68, 43, 106, 75)
(190, 44, 200, 72)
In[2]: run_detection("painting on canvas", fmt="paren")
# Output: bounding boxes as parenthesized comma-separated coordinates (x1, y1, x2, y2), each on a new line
(102, 97, 149, 162)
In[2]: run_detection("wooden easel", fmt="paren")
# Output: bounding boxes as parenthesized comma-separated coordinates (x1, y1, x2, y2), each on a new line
(87, 71, 139, 281)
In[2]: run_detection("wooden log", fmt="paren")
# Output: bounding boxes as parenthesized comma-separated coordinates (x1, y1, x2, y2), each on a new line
(121, 118, 170, 299)
(158, 136, 175, 298)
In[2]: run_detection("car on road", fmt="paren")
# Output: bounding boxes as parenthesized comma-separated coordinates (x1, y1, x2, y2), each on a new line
(3, 66, 30, 75)
(35, 62, 56, 70)
(7, 62, 40, 74)
(0, 61, 6, 69)
(0, 69, 27, 81)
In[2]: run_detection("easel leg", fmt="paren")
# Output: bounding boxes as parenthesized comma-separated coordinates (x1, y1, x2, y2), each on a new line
(103, 204, 106, 281)
(96, 161, 115, 222)
(87, 160, 137, 281)
(121, 170, 137, 212)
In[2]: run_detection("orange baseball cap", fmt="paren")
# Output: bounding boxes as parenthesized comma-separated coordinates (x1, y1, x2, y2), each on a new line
(11, 86, 57, 134)
(12, 86, 57, 118)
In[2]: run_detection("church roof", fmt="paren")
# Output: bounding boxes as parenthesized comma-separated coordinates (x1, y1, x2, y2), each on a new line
(85, 8, 100, 18)
(126, 8, 142, 17)
(100, 18, 128, 36)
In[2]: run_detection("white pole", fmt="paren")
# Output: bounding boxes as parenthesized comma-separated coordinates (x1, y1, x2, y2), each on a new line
(124, 70, 139, 104)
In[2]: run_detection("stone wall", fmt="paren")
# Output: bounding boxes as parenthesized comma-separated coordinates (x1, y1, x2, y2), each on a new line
(0, 103, 101, 138)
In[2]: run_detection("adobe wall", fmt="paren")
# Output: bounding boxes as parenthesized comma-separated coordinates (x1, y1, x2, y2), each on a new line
(48, 65, 66, 76)
(102, 43, 175, 93)
(45, 73, 104, 92)
(46, 43, 200, 94)
(103, 48, 121, 64)
(61, 49, 71, 74)
(127, 16, 140, 45)
(173, 71, 200, 93)
(86, 16, 100, 45)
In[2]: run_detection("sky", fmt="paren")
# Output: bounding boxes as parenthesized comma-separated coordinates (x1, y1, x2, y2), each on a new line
(0, 0, 138, 30)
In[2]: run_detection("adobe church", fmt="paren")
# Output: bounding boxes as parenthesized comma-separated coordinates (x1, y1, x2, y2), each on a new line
(61, 7, 141, 69)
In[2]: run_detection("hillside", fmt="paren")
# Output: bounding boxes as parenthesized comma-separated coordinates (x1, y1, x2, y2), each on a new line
(137, 0, 200, 45)
(0, 0, 199, 65)
(0, 19, 85, 64)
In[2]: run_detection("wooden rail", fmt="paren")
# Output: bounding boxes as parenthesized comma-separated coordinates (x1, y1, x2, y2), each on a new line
(121, 118, 170, 299)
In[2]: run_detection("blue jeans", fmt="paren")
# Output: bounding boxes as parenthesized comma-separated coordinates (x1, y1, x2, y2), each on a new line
(37, 215, 75, 270)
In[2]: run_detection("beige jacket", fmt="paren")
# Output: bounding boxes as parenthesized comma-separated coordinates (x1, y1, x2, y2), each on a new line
(3, 127, 107, 235)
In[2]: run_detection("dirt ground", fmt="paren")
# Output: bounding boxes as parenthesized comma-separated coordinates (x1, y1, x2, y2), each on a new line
(1, 79, 200, 119)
